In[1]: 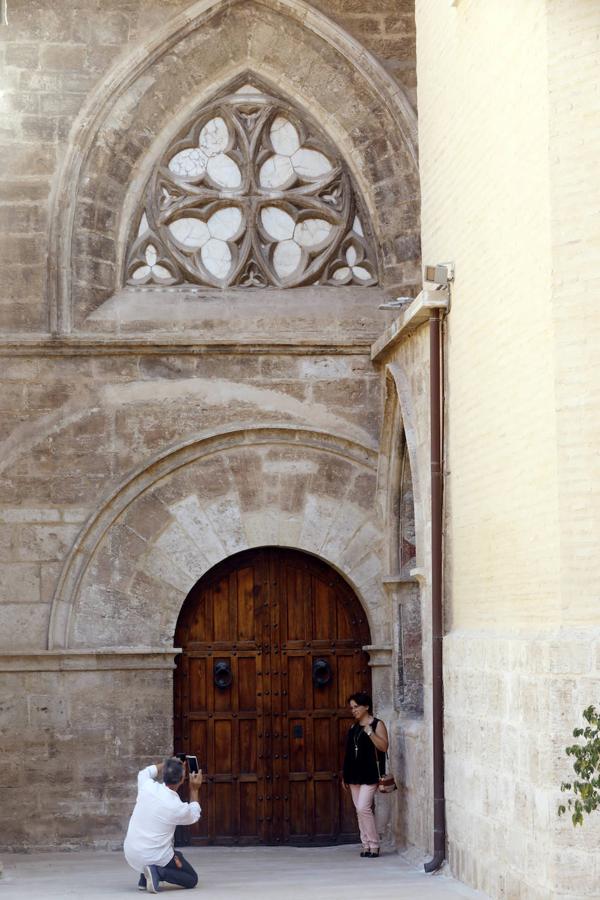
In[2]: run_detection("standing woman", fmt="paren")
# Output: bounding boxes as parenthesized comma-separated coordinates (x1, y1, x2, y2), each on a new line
(342, 691, 389, 858)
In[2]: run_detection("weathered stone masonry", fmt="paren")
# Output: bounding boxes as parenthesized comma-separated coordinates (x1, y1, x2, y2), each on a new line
(0, 0, 430, 856)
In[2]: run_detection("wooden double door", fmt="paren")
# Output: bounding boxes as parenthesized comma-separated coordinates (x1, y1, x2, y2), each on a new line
(174, 547, 372, 845)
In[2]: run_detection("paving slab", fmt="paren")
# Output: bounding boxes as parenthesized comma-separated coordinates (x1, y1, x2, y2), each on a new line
(0, 846, 488, 900)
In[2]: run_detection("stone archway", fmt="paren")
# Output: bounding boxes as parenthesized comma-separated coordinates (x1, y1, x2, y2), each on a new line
(48, 426, 387, 652)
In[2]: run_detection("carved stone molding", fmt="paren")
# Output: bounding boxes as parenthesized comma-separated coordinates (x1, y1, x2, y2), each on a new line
(0, 649, 180, 672)
(364, 644, 393, 668)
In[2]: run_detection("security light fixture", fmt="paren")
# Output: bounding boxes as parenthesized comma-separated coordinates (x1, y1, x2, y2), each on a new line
(424, 262, 455, 288)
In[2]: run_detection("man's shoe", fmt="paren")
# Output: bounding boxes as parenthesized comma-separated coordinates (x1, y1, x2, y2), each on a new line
(138, 871, 147, 890)
(144, 865, 160, 893)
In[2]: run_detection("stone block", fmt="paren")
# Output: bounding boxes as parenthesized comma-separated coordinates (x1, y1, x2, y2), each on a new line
(0, 563, 41, 603)
(154, 520, 211, 582)
(0, 508, 60, 524)
(0, 179, 48, 203)
(1, 233, 47, 265)
(0, 264, 45, 301)
(20, 114, 58, 143)
(40, 44, 87, 72)
(40, 561, 62, 604)
(90, 12, 130, 46)
(306, 456, 356, 500)
(5, 43, 41, 69)
(547, 677, 578, 730)
(0, 525, 14, 561)
(548, 639, 593, 674)
(10, 524, 79, 562)
(0, 142, 55, 178)
(39, 91, 85, 116)
(576, 677, 600, 716)
(0, 602, 50, 649)
(548, 847, 599, 895)
(0, 689, 29, 731)
(27, 693, 69, 729)
(61, 508, 90, 524)
(49, 473, 108, 506)
(120, 493, 170, 542)
(0, 200, 47, 235)
(73, 582, 167, 648)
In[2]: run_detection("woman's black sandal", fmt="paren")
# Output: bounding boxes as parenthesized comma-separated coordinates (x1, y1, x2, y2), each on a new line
(360, 850, 371, 857)
(369, 849, 380, 858)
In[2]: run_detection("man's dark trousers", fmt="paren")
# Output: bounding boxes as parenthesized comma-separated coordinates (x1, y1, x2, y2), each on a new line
(156, 852, 198, 888)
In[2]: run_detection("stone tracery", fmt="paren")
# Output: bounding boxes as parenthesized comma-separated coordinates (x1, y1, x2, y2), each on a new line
(125, 83, 379, 289)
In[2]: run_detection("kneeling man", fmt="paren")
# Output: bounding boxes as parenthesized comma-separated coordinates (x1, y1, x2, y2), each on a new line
(124, 757, 202, 893)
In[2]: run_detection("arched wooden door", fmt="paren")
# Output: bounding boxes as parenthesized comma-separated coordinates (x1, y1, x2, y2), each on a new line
(174, 547, 372, 845)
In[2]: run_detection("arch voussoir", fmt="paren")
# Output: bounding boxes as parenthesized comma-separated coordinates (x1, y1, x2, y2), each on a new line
(48, 427, 385, 650)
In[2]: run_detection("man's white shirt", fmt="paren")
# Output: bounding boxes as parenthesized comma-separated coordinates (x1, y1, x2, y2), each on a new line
(124, 765, 201, 871)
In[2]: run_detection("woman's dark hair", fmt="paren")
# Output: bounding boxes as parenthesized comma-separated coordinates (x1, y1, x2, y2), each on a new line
(347, 691, 373, 714)
(163, 757, 185, 786)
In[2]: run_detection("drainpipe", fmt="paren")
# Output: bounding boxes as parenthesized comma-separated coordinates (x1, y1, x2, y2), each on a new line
(424, 306, 445, 873)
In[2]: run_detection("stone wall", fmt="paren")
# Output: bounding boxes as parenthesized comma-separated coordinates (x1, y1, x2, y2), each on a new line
(445, 629, 600, 900)
(0, 337, 382, 651)
(373, 323, 432, 857)
(0, 0, 430, 858)
(0, 654, 175, 851)
(0, 0, 419, 333)
(0, 330, 431, 849)
(417, 0, 559, 630)
(0, 324, 418, 849)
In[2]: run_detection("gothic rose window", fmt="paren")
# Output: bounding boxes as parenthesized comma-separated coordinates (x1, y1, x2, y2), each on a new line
(124, 83, 379, 289)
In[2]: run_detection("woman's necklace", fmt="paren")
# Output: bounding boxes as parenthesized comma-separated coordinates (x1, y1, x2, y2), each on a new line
(353, 718, 372, 758)
(353, 726, 362, 758)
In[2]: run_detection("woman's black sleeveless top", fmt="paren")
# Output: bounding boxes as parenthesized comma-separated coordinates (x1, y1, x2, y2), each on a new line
(342, 717, 386, 785)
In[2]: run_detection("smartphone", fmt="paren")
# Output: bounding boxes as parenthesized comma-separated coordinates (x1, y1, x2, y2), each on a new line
(186, 755, 199, 774)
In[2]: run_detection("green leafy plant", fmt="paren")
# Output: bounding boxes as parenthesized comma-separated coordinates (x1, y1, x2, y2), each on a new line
(558, 705, 600, 826)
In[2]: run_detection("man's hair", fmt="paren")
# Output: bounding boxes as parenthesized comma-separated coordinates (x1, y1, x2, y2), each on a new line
(163, 757, 185, 786)
(347, 691, 373, 714)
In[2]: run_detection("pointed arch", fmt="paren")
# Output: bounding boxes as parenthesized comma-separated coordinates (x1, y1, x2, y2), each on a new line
(378, 365, 424, 716)
(378, 365, 423, 575)
(47, 0, 419, 331)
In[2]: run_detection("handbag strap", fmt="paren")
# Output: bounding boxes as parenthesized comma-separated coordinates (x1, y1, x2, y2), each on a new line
(370, 721, 391, 779)
(371, 724, 385, 779)
(373, 739, 381, 778)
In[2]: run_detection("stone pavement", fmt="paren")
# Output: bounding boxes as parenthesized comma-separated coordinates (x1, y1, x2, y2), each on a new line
(0, 846, 488, 899)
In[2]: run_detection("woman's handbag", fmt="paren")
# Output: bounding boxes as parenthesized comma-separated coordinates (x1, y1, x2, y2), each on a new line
(373, 741, 397, 793)
(377, 770, 398, 793)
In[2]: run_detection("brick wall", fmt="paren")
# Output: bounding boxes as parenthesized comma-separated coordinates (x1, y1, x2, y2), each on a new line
(416, 0, 560, 629)
(547, 1, 600, 627)
(416, 0, 600, 896)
